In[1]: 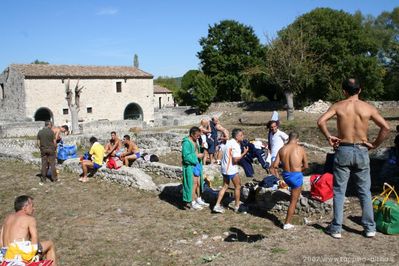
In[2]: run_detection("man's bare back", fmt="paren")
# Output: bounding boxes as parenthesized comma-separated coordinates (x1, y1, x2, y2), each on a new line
(318, 89, 390, 149)
(1, 213, 37, 247)
(278, 143, 307, 173)
(1, 196, 57, 264)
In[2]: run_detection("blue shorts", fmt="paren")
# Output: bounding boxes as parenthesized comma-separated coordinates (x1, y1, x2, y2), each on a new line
(93, 162, 102, 170)
(223, 173, 237, 181)
(193, 163, 202, 177)
(135, 152, 141, 158)
(282, 171, 303, 189)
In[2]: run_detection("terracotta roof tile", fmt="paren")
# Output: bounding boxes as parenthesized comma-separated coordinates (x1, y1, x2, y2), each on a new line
(153, 85, 172, 94)
(10, 64, 153, 79)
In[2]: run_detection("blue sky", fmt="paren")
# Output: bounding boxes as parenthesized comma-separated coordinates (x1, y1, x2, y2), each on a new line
(1, 0, 398, 77)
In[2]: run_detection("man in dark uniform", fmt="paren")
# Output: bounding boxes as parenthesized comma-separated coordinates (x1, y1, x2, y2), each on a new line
(37, 121, 57, 182)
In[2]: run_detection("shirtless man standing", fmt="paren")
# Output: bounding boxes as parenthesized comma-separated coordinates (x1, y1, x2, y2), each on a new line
(0, 195, 56, 265)
(271, 132, 308, 230)
(317, 78, 390, 239)
(120, 135, 141, 166)
(51, 124, 69, 144)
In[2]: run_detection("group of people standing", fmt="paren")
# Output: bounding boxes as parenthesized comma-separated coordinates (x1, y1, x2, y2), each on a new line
(181, 78, 391, 240)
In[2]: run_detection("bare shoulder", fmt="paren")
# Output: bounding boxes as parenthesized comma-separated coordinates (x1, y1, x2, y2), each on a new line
(19, 214, 35, 224)
(361, 100, 378, 111)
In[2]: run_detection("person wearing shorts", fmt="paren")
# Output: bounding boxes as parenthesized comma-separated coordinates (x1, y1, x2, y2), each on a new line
(121, 135, 141, 166)
(79, 136, 104, 183)
(0, 196, 57, 265)
(213, 128, 248, 213)
(271, 132, 308, 230)
(282, 171, 303, 189)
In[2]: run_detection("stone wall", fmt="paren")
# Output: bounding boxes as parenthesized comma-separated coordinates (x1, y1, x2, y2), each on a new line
(0, 121, 44, 138)
(80, 119, 144, 135)
(62, 159, 157, 191)
(133, 159, 182, 179)
(0, 67, 26, 121)
(254, 188, 333, 216)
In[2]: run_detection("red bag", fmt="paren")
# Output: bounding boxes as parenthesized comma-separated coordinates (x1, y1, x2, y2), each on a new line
(310, 173, 333, 202)
(106, 157, 122, 170)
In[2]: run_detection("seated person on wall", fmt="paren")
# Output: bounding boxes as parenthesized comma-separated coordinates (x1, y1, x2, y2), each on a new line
(104, 131, 122, 158)
(120, 135, 141, 166)
(0, 195, 57, 265)
(79, 136, 105, 183)
(51, 124, 69, 144)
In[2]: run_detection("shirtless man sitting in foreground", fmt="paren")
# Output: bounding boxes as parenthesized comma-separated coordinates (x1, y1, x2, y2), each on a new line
(0, 195, 57, 265)
(271, 132, 308, 230)
(317, 78, 390, 239)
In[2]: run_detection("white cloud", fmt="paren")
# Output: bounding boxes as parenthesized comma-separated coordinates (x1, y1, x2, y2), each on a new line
(96, 7, 118, 16)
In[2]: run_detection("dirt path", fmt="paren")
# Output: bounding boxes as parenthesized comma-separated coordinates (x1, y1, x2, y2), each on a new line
(0, 160, 397, 265)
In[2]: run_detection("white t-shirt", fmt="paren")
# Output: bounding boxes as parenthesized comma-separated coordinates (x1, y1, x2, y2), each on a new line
(221, 139, 241, 175)
(270, 129, 288, 161)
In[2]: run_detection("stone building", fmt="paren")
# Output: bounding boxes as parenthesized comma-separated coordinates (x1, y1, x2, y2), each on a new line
(153, 85, 174, 109)
(0, 64, 154, 126)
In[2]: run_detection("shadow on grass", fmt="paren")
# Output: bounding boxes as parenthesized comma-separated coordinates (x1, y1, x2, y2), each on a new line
(224, 227, 265, 243)
(158, 184, 187, 210)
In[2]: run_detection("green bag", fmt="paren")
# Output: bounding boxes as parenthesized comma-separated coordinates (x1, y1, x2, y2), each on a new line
(372, 183, 399, 235)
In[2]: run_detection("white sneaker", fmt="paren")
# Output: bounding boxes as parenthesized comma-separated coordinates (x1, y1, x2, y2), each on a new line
(196, 197, 209, 207)
(233, 204, 248, 214)
(191, 201, 203, 210)
(365, 231, 376, 238)
(325, 227, 342, 239)
(213, 204, 225, 213)
(283, 223, 295, 230)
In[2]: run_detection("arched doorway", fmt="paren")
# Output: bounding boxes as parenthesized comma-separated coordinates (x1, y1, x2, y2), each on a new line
(34, 107, 53, 122)
(123, 103, 143, 120)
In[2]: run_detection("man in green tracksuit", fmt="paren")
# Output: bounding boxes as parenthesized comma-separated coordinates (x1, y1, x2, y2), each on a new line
(181, 126, 209, 210)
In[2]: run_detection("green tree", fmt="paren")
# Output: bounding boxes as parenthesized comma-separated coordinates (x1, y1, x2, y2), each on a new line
(285, 8, 385, 101)
(198, 20, 263, 101)
(191, 73, 216, 113)
(31, 59, 49, 64)
(133, 54, 139, 68)
(370, 8, 399, 100)
(177, 70, 200, 105)
(248, 28, 321, 120)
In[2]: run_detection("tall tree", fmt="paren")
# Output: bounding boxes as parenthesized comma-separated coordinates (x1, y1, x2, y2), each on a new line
(248, 28, 321, 120)
(371, 8, 399, 100)
(284, 8, 384, 101)
(133, 54, 139, 68)
(191, 73, 216, 113)
(65, 79, 84, 134)
(178, 70, 200, 106)
(198, 20, 263, 101)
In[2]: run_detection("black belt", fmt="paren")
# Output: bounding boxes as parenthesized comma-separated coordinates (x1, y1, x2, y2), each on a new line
(339, 142, 367, 147)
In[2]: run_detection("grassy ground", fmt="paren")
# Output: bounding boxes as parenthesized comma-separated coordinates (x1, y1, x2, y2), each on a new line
(0, 160, 398, 265)
(0, 106, 398, 265)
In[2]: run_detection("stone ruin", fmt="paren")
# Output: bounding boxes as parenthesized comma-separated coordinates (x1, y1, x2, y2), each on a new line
(302, 100, 331, 114)
(1, 129, 394, 219)
(1, 103, 397, 219)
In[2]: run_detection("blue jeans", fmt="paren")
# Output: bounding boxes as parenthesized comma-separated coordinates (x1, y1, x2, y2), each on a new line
(330, 145, 375, 233)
